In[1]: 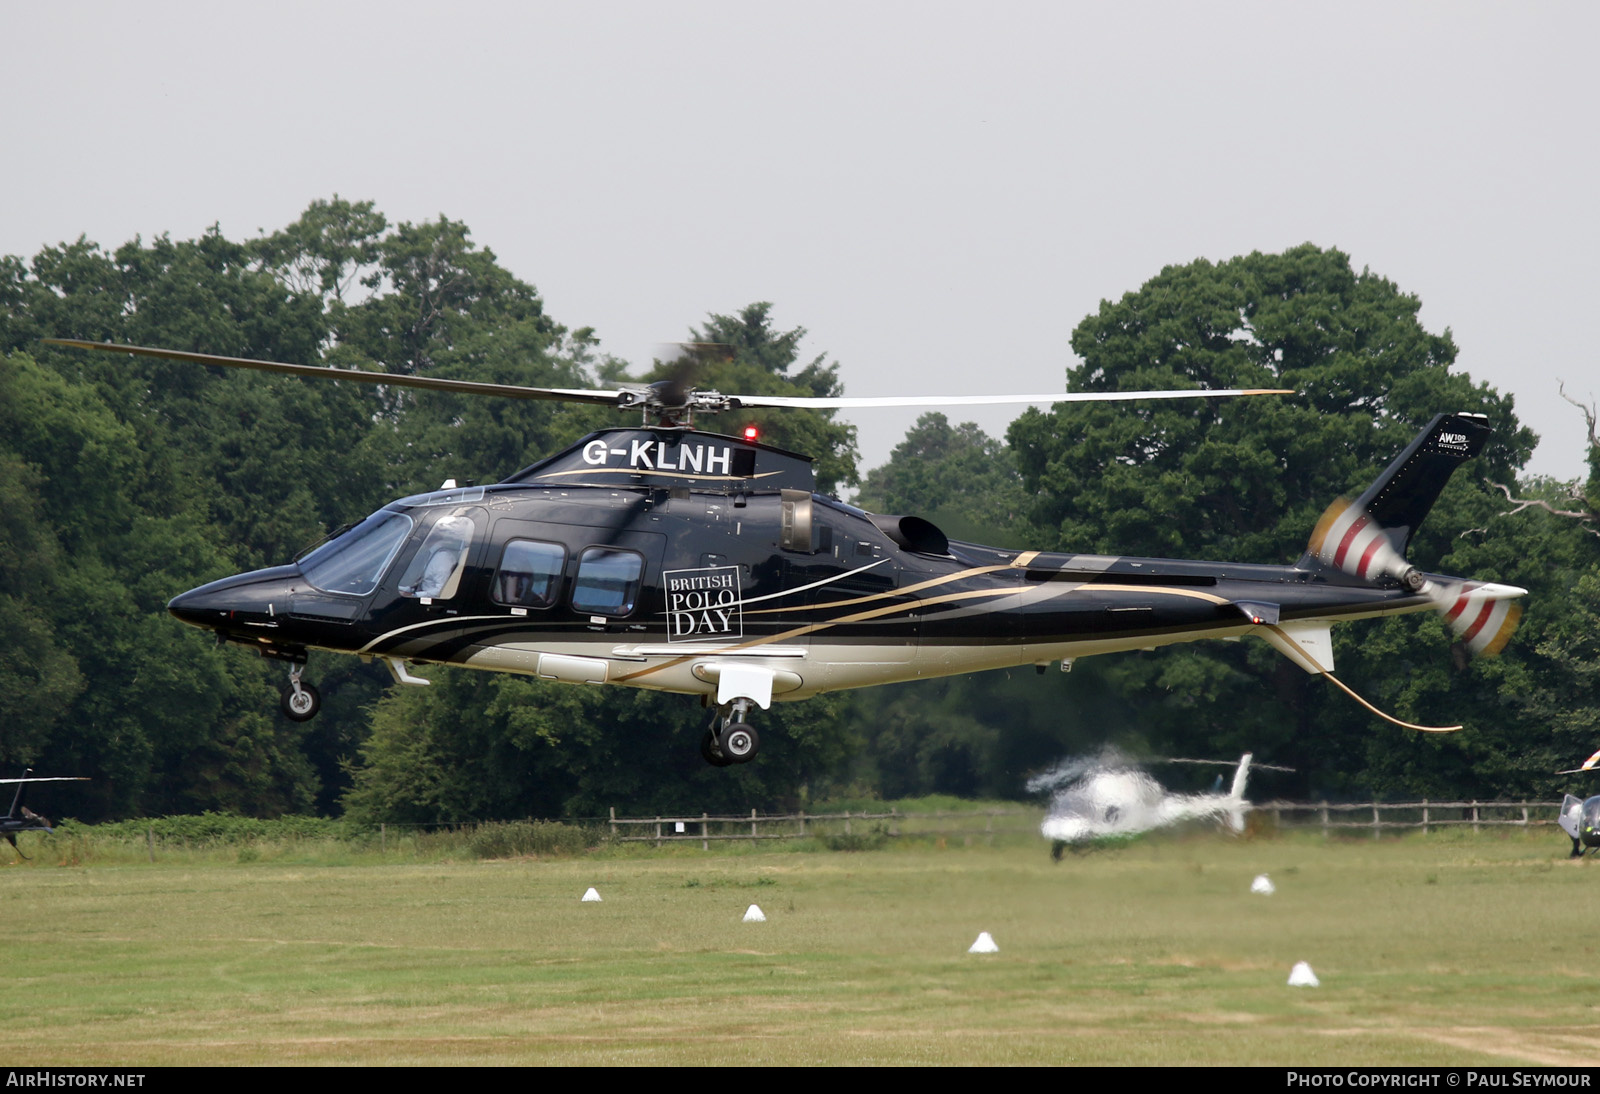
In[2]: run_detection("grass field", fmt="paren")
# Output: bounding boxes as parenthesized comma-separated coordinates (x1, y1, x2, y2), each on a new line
(2, 827, 1597, 1066)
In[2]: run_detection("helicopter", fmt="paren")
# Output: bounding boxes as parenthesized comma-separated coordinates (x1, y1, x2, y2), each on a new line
(1556, 749, 1600, 858)
(0, 771, 89, 861)
(45, 339, 1527, 766)
(1035, 753, 1286, 859)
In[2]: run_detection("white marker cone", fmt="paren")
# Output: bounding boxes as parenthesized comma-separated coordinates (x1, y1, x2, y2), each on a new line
(1251, 874, 1275, 895)
(581, 887, 602, 902)
(1287, 961, 1319, 987)
(743, 904, 766, 922)
(968, 931, 999, 953)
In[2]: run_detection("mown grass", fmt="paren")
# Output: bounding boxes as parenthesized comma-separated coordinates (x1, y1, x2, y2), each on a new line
(1, 827, 1596, 1065)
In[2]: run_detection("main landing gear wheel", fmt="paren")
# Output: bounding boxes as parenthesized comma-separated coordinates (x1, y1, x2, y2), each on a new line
(722, 722, 760, 762)
(700, 727, 733, 767)
(281, 682, 321, 721)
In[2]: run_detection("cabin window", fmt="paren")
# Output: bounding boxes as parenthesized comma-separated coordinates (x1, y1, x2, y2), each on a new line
(301, 511, 413, 597)
(493, 540, 566, 608)
(572, 547, 645, 616)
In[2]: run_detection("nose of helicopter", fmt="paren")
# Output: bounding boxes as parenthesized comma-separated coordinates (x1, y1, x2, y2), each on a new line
(167, 566, 302, 630)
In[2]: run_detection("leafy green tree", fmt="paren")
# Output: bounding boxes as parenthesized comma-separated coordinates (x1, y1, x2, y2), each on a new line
(665, 303, 860, 494)
(0, 450, 83, 760)
(0, 353, 319, 816)
(335, 215, 604, 496)
(855, 412, 1032, 547)
(1001, 245, 1541, 798)
(343, 668, 855, 823)
(252, 195, 388, 308)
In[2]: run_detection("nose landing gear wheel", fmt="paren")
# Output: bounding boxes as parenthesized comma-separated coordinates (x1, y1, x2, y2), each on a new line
(722, 723, 760, 762)
(281, 682, 321, 721)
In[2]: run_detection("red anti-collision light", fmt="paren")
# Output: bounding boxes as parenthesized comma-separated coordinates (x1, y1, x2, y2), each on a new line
(742, 425, 759, 441)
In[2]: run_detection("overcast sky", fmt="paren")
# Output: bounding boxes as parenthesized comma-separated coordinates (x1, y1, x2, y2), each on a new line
(4, 1, 1595, 481)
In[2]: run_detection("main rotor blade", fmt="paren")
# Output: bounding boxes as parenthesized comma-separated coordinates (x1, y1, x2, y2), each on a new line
(42, 340, 630, 407)
(45, 340, 1293, 415)
(1162, 757, 1296, 772)
(1558, 748, 1600, 774)
(730, 388, 1295, 410)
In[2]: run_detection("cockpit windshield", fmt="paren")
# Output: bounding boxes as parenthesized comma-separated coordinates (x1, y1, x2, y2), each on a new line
(1582, 797, 1600, 837)
(300, 510, 413, 597)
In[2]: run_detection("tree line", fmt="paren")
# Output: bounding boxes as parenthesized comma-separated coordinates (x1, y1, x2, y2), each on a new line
(2, 204, 1595, 821)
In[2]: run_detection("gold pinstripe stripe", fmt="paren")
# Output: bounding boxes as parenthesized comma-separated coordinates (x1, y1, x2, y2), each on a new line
(615, 565, 1226, 683)
(1085, 583, 1231, 607)
(617, 558, 1040, 681)
(746, 559, 1029, 615)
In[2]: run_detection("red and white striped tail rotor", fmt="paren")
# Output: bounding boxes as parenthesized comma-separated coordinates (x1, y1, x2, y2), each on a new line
(1308, 497, 1524, 658)
(1437, 582, 1523, 658)
(1308, 498, 1410, 583)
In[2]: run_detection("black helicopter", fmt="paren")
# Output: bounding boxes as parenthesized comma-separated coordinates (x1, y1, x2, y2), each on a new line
(45, 339, 1525, 765)
(1, 771, 89, 860)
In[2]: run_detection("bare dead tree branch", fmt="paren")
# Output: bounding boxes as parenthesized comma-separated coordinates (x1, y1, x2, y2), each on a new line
(1480, 479, 1600, 538)
(1558, 379, 1598, 452)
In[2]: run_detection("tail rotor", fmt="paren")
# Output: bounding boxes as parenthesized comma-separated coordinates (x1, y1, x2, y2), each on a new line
(1309, 497, 1523, 657)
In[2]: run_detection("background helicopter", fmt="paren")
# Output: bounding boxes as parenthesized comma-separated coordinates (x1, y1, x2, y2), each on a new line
(1556, 749, 1600, 858)
(1, 771, 89, 861)
(44, 339, 1525, 767)
(1032, 753, 1294, 859)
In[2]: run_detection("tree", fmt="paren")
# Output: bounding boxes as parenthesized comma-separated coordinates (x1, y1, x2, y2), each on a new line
(664, 303, 860, 494)
(1003, 245, 1540, 798)
(855, 413, 1032, 546)
(343, 669, 856, 823)
(334, 215, 604, 496)
(0, 353, 320, 816)
(0, 450, 83, 760)
(252, 195, 387, 309)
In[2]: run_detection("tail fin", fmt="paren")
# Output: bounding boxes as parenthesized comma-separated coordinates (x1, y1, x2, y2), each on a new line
(1302, 412, 1490, 567)
(1226, 753, 1252, 832)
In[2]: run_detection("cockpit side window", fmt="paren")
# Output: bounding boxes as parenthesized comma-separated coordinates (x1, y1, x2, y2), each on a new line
(493, 540, 566, 608)
(395, 510, 482, 600)
(572, 547, 644, 616)
(301, 511, 413, 597)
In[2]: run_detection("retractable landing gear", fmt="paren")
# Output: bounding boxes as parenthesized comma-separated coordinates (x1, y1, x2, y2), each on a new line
(700, 699, 761, 767)
(280, 662, 321, 722)
(722, 720, 760, 762)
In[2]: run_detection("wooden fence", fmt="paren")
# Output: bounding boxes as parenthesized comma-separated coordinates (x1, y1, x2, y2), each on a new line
(1255, 799, 1564, 838)
(606, 800, 1570, 848)
(607, 807, 1035, 848)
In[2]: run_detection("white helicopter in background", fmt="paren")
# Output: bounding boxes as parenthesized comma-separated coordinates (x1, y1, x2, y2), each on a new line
(1033, 753, 1291, 860)
(1556, 749, 1600, 859)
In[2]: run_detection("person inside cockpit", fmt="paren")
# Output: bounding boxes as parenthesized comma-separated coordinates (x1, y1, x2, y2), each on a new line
(401, 515, 475, 599)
